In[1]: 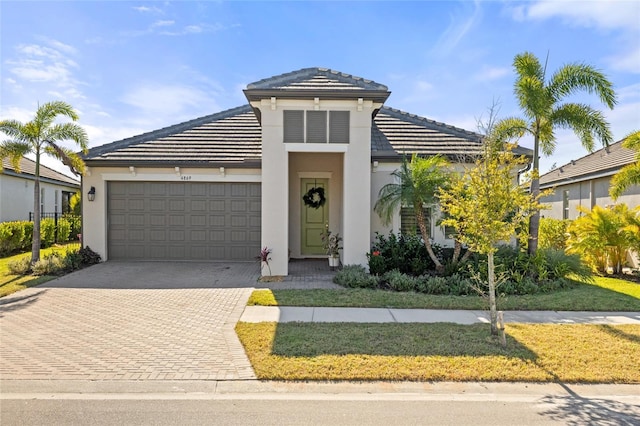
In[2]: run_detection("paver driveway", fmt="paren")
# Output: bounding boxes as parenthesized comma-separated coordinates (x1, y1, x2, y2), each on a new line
(0, 262, 259, 381)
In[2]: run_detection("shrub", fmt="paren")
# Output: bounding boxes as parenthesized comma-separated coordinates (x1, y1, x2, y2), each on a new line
(63, 214, 81, 241)
(382, 269, 417, 292)
(415, 275, 449, 294)
(333, 265, 378, 289)
(32, 253, 66, 276)
(40, 218, 56, 248)
(55, 218, 72, 243)
(539, 218, 570, 250)
(0, 221, 33, 256)
(8, 256, 31, 275)
(63, 247, 83, 271)
(79, 246, 101, 265)
(368, 232, 444, 276)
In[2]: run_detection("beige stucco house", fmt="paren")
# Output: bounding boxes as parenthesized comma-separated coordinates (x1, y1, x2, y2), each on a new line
(81, 68, 531, 275)
(1, 156, 80, 223)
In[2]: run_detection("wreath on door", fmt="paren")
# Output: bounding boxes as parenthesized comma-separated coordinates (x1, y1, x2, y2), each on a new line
(302, 186, 326, 209)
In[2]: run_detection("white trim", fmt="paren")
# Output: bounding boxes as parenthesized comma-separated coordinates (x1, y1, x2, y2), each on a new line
(297, 171, 333, 179)
(99, 172, 261, 182)
(285, 143, 348, 153)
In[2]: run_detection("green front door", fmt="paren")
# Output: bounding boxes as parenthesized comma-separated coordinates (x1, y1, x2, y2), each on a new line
(301, 178, 329, 255)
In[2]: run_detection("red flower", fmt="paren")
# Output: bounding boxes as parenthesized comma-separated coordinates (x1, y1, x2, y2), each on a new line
(372, 251, 381, 256)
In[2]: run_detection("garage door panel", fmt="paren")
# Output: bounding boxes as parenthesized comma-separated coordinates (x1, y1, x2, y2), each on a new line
(108, 181, 261, 261)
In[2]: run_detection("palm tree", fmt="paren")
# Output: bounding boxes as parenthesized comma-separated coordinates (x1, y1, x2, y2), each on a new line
(0, 101, 88, 264)
(374, 154, 450, 273)
(496, 52, 617, 255)
(610, 130, 640, 200)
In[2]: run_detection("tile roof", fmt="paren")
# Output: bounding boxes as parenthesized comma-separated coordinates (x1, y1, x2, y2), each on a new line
(1, 156, 80, 187)
(84, 105, 262, 166)
(84, 104, 532, 165)
(539, 140, 636, 188)
(246, 67, 389, 92)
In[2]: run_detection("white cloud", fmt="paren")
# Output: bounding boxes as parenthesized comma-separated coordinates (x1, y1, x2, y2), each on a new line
(606, 45, 640, 74)
(0, 106, 34, 122)
(151, 20, 174, 28)
(432, 0, 482, 55)
(520, 0, 640, 31)
(416, 81, 433, 91)
(132, 5, 163, 14)
(473, 66, 510, 82)
(120, 84, 219, 124)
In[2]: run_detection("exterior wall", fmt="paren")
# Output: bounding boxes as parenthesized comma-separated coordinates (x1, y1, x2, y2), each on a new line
(289, 152, 343, 258)
(82, 166, 261, 261)
(0, 174, 78, 222)
(540, 177, 640, 220)
(252, 97, 380, 275)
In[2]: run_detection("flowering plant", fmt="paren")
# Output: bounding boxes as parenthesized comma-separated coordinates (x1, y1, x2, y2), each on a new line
(256, 246, 272, 275)
(321, 230, 342, 257)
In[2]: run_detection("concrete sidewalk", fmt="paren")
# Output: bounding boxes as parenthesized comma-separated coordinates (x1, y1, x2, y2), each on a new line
(240, 306, 640, 324)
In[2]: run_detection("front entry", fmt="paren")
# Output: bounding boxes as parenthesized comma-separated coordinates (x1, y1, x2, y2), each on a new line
(301, 178, 328, 255)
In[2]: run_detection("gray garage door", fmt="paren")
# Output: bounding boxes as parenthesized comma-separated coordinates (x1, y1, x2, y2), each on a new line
(107, 181, 261, 261)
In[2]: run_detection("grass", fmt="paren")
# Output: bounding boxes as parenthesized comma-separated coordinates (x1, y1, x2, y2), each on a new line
(235, 322, 640, 383)
(0, 242, 80, 298)
(247, 276, 640, 311)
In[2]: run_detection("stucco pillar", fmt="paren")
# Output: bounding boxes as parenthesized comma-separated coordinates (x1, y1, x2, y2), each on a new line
(257, 104, 289, 276)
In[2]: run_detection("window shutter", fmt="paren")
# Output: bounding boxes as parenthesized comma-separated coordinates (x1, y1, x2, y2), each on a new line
(283, 110, 304, 143)
(306, 111, 327, 143)
(329, 111, 349, 143)
(400, 207, 431, 237)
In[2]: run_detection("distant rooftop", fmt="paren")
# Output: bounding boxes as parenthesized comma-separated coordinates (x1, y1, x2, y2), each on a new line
(2, 156, 80, 187)
(539, 139, 636, 188)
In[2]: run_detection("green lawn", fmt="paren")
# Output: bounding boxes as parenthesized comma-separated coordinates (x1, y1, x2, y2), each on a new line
(236, 322, 640, 383)
(248, 276, 640, 311)
(0, 243, 80, 298)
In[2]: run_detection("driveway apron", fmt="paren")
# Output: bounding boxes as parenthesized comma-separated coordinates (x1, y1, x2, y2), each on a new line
(0, 262, 259, 381)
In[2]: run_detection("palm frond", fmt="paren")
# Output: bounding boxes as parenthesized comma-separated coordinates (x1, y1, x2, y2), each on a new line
(43, 122, 89, 152)
(0, 141, 32, 171)
(0, 119, 28, 141)
(34, 101, 79, 131)
(43, 143, 86, 175)
(492, 117, 529, 143)
(548, 63, 617, 108)
(551, 103, 614, 151)
(621, 130, 640, 157)
(610, 164, 640, 200)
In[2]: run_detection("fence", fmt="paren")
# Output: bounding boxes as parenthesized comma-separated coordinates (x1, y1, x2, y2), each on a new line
(28, 212, 81, 242)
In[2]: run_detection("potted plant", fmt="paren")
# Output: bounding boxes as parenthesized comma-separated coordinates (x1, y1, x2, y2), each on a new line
(321, 229, 342, 269)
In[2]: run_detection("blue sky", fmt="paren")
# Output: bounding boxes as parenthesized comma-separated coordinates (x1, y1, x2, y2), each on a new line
(1, 1, 639, 177)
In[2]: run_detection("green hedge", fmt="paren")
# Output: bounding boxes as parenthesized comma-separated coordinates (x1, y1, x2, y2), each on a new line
(0, 216, 81, 257)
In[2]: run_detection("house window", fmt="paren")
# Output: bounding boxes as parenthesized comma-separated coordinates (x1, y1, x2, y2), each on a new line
(283, 110, 350, 143)
(62, 191, 72, 214)
(40, 188, 45, 214)
(55, 190, 59, 213)
(443, 225, 457, 240)
(400, 206, 431, 237)
(562, 190, 570, 220)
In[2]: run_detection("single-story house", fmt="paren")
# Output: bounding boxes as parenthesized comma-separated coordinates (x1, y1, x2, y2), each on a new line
(81, 67, 531, 275)
(539, 139, 639, 269)
(1, 156, 80, 222)
(539, 139, 639, 220)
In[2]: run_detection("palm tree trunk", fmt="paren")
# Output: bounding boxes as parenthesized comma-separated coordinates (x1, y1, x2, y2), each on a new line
(31, 150, 41, 265)
(416, 206, 444, 273)
(528, 132, 541, 255)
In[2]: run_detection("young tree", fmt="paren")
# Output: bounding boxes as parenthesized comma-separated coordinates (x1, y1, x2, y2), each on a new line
(374, 155, 450, 273)
(497, 51, 617, 255)
(610, 130, 640, 200)
(0, 101, 88, 264)
(439, 140, 543, 335)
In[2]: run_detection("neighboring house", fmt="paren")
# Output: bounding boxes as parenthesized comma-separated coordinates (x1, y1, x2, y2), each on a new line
(539, 139, 639, 270)
(539, 140, 640, 220)
(82, 67, 531, 275)
(1, 156, 80, 223)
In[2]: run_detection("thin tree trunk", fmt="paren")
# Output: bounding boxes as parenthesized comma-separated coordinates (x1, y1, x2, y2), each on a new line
(452, 239, 462, 264)
(488, 251, 497, 335)
(416, 206, 444, 273)
(31, 150, 41, 264)
(460, 248, 473, 263)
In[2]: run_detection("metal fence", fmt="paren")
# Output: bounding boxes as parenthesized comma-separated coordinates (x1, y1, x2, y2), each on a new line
(28, 212, 81, 242)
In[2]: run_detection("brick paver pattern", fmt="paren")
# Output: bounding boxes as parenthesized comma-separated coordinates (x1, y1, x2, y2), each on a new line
(0, 287, 256, 380)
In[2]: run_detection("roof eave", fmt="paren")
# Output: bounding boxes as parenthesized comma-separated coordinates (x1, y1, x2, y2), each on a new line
(243, 89, 391, 104)
(84, 159, 263, 169)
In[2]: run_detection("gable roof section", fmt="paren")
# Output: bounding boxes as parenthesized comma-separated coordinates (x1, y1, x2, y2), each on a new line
(372, 107, 532, 160)
(539, 140, 636, 188)
(2, 156, 80, 187)
(244, 67, 391, 103)
(83, 105, 262, 167)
